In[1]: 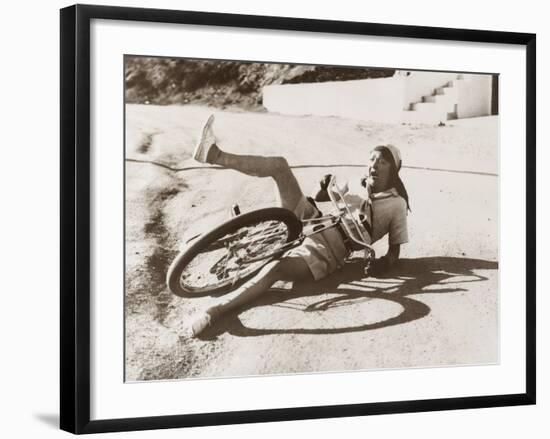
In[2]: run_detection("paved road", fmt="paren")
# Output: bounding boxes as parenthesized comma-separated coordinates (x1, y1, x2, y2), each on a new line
(124, 105, 498, 380)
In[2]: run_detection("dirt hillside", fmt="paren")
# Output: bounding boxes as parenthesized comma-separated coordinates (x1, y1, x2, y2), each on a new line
(125, 57, 394, 109)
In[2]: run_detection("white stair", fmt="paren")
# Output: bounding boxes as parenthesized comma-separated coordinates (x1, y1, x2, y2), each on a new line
(402, 76, 463, 124)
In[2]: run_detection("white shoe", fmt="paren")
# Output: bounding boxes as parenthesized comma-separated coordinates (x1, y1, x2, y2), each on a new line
(187, 311, 213, 337)
(193, 114, 220, 164)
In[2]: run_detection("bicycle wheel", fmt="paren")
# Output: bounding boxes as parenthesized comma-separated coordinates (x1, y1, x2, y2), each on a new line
(166, 207, 302, 297)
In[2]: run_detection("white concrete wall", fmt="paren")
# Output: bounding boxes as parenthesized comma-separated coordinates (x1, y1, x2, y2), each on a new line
(456, 74, 493, 118)
(262, 77, 405, 123)
(262, 72, 493, 123)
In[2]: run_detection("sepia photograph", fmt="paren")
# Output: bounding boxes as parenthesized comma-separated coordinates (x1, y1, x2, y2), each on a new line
(124, 56, 499, 382)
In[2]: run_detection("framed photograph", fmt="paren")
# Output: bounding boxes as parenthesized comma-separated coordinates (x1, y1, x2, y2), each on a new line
(60, 4, 536, 434)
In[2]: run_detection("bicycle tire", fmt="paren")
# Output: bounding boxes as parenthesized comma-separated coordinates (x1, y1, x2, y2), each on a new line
(166, 207, 302, 297)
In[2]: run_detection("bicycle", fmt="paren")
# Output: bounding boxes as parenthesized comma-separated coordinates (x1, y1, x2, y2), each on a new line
(166, 175, 376, 297)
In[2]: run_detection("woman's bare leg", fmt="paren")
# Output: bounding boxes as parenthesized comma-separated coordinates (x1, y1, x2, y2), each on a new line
(188, 256, 312, 336)
(213, 150, 305, 212)
(194, 115, 315, 214)
(187, 117, 317, 336)
(207, 255, 312, 318)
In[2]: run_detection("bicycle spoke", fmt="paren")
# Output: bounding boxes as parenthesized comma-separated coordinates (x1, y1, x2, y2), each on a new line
(178, 219, 291, 291)
(220, 245, 231, 281)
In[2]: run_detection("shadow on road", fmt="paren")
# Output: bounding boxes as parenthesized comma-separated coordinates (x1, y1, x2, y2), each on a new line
(199, 257, 498, 338)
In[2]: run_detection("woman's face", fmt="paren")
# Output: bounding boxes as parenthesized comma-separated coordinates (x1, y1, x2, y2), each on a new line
(367, 150, 392, 192)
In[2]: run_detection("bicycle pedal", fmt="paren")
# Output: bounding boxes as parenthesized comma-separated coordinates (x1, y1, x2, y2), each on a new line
(230, 204, 241, 217)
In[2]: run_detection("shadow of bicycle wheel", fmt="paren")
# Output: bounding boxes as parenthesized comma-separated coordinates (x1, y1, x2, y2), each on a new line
(197, 256, 497, 339)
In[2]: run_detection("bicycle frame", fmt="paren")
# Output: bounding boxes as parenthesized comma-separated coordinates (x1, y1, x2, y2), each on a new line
(243, 176, 375, 264)
(170, 176, 377, 294)
(303, 176, 374, 251)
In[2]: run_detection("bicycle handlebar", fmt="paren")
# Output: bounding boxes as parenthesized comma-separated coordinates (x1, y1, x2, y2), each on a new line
(326, 175, 374, 255)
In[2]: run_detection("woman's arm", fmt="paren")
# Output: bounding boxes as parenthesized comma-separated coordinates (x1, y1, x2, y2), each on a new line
(368, 196, 408, 276)
(384, 243, 401, 266)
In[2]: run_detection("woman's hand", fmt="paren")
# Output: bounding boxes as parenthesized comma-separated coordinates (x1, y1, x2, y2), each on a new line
(366, 256, 390, 276)
(366, 244, 400, 276)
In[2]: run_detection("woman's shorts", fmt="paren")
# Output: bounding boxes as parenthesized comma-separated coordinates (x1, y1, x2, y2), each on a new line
(284, 196, 349, 281)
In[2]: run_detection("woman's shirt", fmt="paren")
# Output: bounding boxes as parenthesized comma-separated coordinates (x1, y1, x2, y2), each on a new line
(340, 186, 409, 246)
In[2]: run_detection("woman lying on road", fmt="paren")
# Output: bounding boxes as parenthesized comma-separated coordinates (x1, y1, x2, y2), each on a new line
(185, 114, 410, 337)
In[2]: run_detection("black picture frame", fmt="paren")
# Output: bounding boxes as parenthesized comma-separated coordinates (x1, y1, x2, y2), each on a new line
(60, 4, 536, 434)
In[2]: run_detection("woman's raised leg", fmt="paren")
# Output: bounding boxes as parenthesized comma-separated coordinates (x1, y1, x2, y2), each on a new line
(194, 114, 313, 214)
(216, 152, 304, 211)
